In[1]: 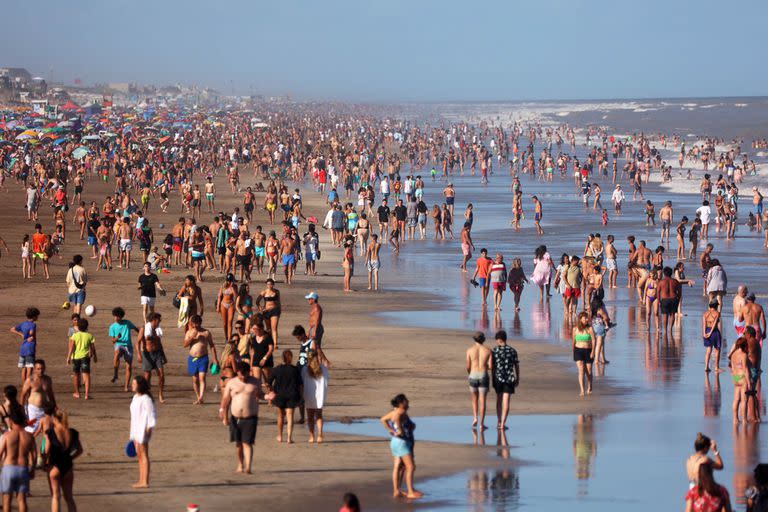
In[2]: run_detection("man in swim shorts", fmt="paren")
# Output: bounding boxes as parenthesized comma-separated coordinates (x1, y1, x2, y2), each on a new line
(20, 359, 56, 436)
(184, 315, 219, 405)
(658, 267, 681, 332)
(465, 332, 491, 429)
(220, 361, 263, 474)
(0, 410, 36, 512)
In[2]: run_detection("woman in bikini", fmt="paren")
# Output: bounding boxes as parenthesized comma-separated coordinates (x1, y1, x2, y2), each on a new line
(356, 213, 370, 256)
(431, 204, 442, 240)
(217, 274, 238, 341)
(265, 231, 279, 280)
(235, 283, 254, 332)
(572, 312, 595, 396)
(644, 270, 660, 330)
(255, 278, 281, 349)
(686, 433, 723, 489)
(342, 238, 355, 292)
(730, 337, 752, 424)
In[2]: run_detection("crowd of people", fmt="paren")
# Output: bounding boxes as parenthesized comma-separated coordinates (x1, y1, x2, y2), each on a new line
(0, 98, 766, 511)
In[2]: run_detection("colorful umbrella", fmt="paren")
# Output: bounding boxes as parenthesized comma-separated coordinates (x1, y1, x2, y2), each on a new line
(72, 147, 89, 159)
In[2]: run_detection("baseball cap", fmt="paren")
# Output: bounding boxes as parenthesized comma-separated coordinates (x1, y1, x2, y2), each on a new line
(305, 292, 319, 300)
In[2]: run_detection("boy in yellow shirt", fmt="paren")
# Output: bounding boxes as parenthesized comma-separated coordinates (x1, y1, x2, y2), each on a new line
(67, 318, 97, 400)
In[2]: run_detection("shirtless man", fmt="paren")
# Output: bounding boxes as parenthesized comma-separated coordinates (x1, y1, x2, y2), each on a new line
(739, 294, 767, 342)
(366, 234, 382, 290)
(460, 223, 475, 272)
(532, 195, 544, 235)
(137, 313, 166, 403)
(253, 226, 266, 275)
(605, 235, 618, 288)
(466, 332, 492, 430)
(234, 231, 253, 283)
(20, 360, 56, 436)
(205, 177, 216, 213)
(172, 218, 185, 266)
(184, 315, 219, 405)
(280, 233, 297, 284)
(219, 361, 263, 474)
(443, 183, 456, 217)
(753, 187, 763, 230)
(733, 285, 748, 336)
(243, 187, 255, 222)
(658, 267, 681, 332)
(659, 201, 674, 247)
(118, 217, 134, 269)
(0, 410, 36, 512)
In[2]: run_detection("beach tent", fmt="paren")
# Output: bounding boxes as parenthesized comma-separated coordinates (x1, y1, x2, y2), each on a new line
(60, 101, 80, 111)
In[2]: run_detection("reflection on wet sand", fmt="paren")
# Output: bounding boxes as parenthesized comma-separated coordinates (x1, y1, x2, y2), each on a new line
(732, 422, 761, 507)
(573, 414, 598, 496)
(467, 466, 520, 511)
(704, 372, 722, 417)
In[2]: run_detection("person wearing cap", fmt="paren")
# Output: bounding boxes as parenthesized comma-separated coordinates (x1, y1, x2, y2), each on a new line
(611, 184, 624, 214)
(306, 292, 324, 345)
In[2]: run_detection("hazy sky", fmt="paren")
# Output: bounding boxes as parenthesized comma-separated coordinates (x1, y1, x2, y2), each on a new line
(3, 0, 765, 101)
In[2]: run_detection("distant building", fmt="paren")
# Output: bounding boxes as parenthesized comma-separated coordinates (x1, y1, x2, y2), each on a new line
(0, 67, 32, 84)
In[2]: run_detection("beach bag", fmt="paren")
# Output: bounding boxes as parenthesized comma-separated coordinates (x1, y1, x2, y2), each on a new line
(172, 295, 181, 309)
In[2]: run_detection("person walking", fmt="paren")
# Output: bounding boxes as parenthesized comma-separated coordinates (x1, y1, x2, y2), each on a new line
(219, 361, 263, 474)
(491, 330, 519, 430)
(301, 350, 329, 443)
(129, 376, 156, 489)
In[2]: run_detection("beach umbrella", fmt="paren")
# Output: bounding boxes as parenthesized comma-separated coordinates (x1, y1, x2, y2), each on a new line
(252, 122, 269, 128)
(71, 147, 89, 159)
(57, 121, 74, 128)
(81, 135, 100, 141)
(54, 137, 68, 145)
(15, 133, 35, 140)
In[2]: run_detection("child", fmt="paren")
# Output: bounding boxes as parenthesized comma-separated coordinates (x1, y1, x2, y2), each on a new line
(21, 234, 31, 279)
(162, 233, 173, 266)
(51, 225, 64, 259)
(601, 209, 609, 226)
(67, 318, 97, 400)
(108, 307, 139, 391)
(389, 227, 400, 253)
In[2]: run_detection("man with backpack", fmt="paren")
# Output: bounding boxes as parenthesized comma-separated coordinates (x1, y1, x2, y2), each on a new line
(491, 330, 519, 430)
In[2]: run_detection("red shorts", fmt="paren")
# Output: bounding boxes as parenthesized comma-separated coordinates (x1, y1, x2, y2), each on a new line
(565, 287, 581, 298)
(493, 282, 506, 291)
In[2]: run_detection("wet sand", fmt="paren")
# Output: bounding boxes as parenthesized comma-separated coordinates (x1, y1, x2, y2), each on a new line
(0, 168, 610, 510)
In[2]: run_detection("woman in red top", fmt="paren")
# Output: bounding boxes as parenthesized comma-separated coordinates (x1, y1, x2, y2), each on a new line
(685, 462, 732, 512)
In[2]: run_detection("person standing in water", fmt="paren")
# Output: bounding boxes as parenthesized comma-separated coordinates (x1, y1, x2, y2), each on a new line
(491, 330, 518, 431)
(572, 312, 595, 397)
(465, 332, 491, 430)
(702, 301, 723, 373)
(380, 394, 422, 500)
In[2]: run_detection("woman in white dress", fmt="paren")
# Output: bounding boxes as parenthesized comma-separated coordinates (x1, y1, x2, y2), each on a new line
(130, 376, 156, 488)
(301, 350, 329, 443)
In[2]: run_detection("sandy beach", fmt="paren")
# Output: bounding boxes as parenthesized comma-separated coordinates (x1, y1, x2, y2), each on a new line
(0, 169, 617, 511)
